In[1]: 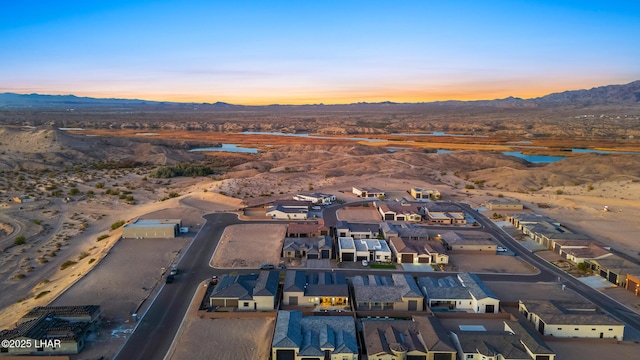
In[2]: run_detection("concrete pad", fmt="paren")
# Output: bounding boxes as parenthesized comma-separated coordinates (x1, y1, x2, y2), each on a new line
(401, 264, 434, 272)
(579, 275, 616, 289)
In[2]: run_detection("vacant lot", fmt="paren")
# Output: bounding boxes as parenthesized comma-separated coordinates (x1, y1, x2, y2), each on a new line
(448, 253, 537, 274)
(211, 224, 286, 268)
(336, 206, 381, 222)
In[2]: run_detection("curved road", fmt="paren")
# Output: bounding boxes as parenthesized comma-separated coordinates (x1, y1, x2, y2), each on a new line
(116, 203, 640, 360)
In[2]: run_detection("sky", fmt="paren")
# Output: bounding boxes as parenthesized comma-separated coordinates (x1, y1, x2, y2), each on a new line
(1, 0, 639, 105)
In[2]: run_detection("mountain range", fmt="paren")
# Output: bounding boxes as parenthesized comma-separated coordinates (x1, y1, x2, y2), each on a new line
(1, 80, 639, 110)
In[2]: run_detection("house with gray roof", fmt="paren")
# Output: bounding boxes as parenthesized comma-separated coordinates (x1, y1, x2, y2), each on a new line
(380, 222, 431, 241)
(389, 236, 448, 265)
(271, 310, 358, 360)
(209, 271, 279, 310)
(351, 273, 424, 311)
(450, 320, 555, 360)
(1, 307, 101, 356)
(362, 316, 456, 360)
(436, 230, 497, 252)
(419, 273, 500, 313)
(587, 254, 640, 288)
(422, 202, 466, 224)
(282, 271, 350, 311)
(338, 237, 391, 263)
(335, 221, 380, 239)
(519, 299, 624, 339)
(282, 236, 332, 260)
(375, 201, 423, 222)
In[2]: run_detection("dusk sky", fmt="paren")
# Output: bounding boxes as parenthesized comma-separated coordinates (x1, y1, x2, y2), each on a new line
(1, 0, 639, 105)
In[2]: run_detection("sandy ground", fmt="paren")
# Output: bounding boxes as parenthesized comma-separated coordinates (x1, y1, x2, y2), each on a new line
(485, 281, 581, 303)
(448, 253, 537, 274)
(166, 280, 275, 360)
(336, 206, 381, 222)
(210, 224, 286, 268)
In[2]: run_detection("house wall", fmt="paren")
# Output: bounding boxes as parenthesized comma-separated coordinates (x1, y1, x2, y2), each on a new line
(475, 298, 500, 313)
(486, 203, 523, 210)
(283, 291, 305, 306)
(448, 244, 496, 252)
(626, 274, 640, 296)
(254, 295, 275, 310)
(520, 304, 624, 339)
(121, 225, 177, 239)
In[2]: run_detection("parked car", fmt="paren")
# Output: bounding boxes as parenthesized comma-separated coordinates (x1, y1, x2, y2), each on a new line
(170, 265, 178, 275)
(362, 259, 368, 266)
(260, 264, 275, 270)
(166, 274, 175, 283)
(211, 275, 219, 285)
(279, 264, 287, 269)
(497, 246, 508, 252)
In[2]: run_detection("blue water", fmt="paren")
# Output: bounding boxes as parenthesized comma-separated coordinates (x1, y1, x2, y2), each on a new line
(571, 148, 640, 155)
(393, 132, 488, 138)
(240, 131, 385, 143)
(189, 144, 259, 153)
(502, 152, 565, 163)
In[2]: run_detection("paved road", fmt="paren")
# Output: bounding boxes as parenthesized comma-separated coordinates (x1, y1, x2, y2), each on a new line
(116, 203, 640, 360)
(115, 213, 249, 360)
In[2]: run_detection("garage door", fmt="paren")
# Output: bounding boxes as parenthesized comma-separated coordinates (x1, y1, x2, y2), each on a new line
(276, 349, 295, 360)
(385, 214, 395, 220)
(408, 300, 418, 311)
(407, 355, 427, 360)
(627, 279, 639, 294)
(289, 296, 298, 305)
(210, 299, 225, 307)
(321, 250, 330, 259)
(418, 257, 430, 263)
(307, 254, 318, 260)
(342, 253, 354, 262)
(401, 254, 414, 263)
(225, 299, 238, 307)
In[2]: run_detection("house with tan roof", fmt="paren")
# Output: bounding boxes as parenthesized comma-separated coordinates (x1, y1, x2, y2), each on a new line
(352, 186, 385, 198)
(586, 254, 640, 290)
(422, 202, 466, 224)
(351, 273, 424, 311)
(410, 187, 441, 201)
(361, 316, 456, 360)
(286, 220, 329, 237)
(380, 222, 430, 241)
(554, 240, 613, 263)
(375, 201, 423, 222)
(389, 236, 448, 265)
(519, 299, 624, 339)
(436, 230, 497, 252)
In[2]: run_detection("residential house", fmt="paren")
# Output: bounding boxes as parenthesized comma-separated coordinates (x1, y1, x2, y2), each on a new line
(351, 273, 424, 311)
(271, 310, 358, 360)
(286, 220, 329, 237)
(362, 316, 456, 360)
(267, 203, 309, 220)
(282, 271, 350, 310)
(338, 237, 391, 263)
(450, 321, 555, 360)
(209, 271, 279, 310)
(389, 236, 449, 265)
(410, 187, 441, 201)
(282, 236, 332, 260)
(553, 240, 613, 264)
(335, 221, 380, 239)
(418, 273, 500, 313)
(1, 306, 101, 356)
(519, 299, 625, 339)
(352, 186, 386, 198)
(627, 273, 640, 296)
(586, 255, 640, 289)
(375, 201, 423, 222)
(293, 192, 335, 204)
(422, 202, 466, 224)
(380, 222, 430, 241)
(436, 230, 497, 252)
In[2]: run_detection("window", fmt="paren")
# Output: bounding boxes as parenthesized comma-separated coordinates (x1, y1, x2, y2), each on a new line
(557, 328, 562, 330)
(575, 328, 579, 331)
(466, 355, 474, 359)
(592, 328, 596, 331)
(244, 302, 249, 307)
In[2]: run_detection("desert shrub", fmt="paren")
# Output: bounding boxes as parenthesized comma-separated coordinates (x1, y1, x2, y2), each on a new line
(88, 258, 96, 264)
(149, 164, 217, 178)
(33, 219, 42, 225)
(556, 189, 563, 195)
(78, 251, 90, 260)
(111, 220, 126, 230)
(60, 260, 77, 270)
(14, 236, 26, 246)
(465, 184, 475, 189)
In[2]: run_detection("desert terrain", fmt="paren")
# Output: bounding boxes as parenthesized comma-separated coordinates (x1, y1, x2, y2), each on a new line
(1, 97, 640, 359)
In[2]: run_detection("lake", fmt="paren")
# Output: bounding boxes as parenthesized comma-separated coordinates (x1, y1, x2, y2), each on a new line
(188, 144, 259, 153)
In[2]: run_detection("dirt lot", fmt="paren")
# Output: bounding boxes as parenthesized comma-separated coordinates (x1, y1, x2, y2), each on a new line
(210, 224, 286, 268)
(336, 205, 381, 222)
(485, 281, 581, 303)
(448, 253, 537, 274)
